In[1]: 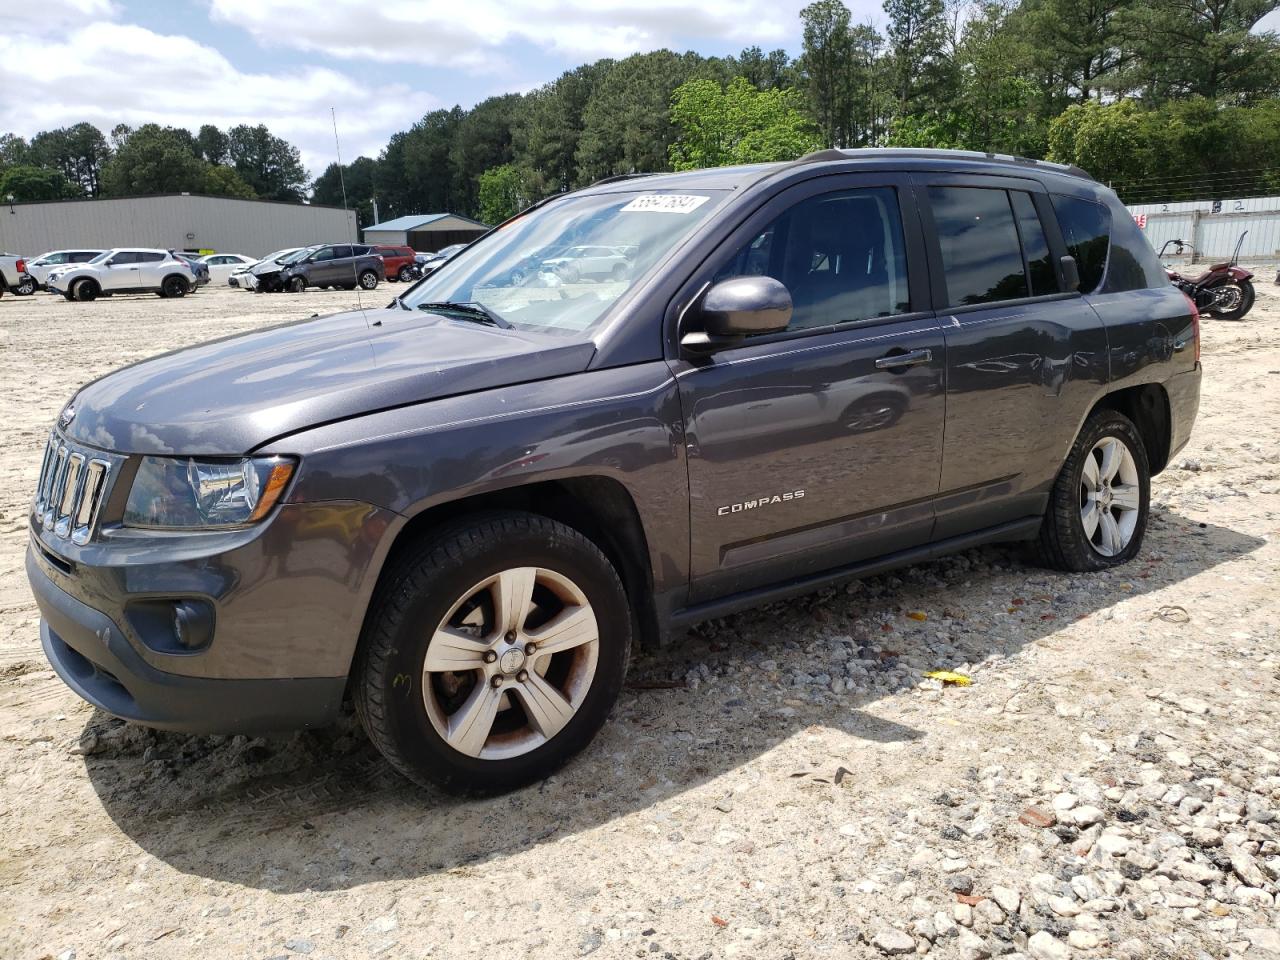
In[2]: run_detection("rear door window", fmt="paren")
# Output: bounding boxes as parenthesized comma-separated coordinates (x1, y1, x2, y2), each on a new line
(928, 187, 1028, 306)
(1009, 192, 1058, 296)
(1050, 195, 1109, 294)
(714, 186, 911, 331)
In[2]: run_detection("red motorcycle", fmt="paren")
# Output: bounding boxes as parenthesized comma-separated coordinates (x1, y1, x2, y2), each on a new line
(1159, 231, 1255, 321)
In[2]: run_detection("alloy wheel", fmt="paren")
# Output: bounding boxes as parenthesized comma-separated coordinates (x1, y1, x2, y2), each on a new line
(422, 567, 599, 760)
(1079, 436, 1141, 556)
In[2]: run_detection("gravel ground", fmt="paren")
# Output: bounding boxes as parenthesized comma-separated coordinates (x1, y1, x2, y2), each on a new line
(2, 279, 1279, 960)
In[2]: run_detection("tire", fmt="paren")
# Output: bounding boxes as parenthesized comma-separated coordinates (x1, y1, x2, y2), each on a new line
(397, 266, 412, 282)
(354, 511, 632, 795)
(161, 275, 188, 299)
(358, 270, 378, 290)
(15, 277, 36, 296)
(1208, 279, 1254, 321)
(288, 276, 307, 294)
(1036, 409, 1150, 572)
(72, 279, 99, 302)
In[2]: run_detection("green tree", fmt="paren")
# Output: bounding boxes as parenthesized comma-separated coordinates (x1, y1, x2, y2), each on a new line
(312, 156, 379, 227)
(516, 62, 612, 195)
(477, 163, 532, 223)
(29, 123, 111, 195)
(799, 0, 854, 147)
(202, 164, 257, 199)
(451, 95, 522, 216)
(100, 124, 211, 195)
(733, 45, 794, 90)
(226, 124, 308, 201)
(884, 0, 951, 112)
(0, 164, 81, 201)
(669, 77, 824, 169)
(196, 124, 229, 165)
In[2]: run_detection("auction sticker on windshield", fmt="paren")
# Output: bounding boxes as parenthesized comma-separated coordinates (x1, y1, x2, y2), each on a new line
(620, 194, 711, 214)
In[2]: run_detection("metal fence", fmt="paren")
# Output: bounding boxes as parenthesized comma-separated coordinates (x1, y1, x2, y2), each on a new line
(1128, 195, 1280, 263)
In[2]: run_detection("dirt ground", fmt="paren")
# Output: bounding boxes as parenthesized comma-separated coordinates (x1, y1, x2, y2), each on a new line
(1, 279, 1278, 960)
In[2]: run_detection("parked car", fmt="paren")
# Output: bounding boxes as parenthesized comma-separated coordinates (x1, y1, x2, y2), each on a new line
(45, 248, 197, 300)
(414, 243, 467, 278)
(246, 246, 314, 293)
(27, 149, 1200, 796)
(170, 252, 210, 287)
(540, 243, 632, 282)
(0, 253, 36, 296)
(368, 245, 418, 282)
(279, 243, 383, 292)
(230, 248, 301, 289)
(199, 253, 258, 285)
(24, 250, 105, 290)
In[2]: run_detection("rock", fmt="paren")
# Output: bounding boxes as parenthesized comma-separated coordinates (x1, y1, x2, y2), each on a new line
(1070, 874, 1104, 902)
(1174, 860, 1221, 884)
(1094, 830, 1131, 857)
(871, 928, 916, 955)
(1052, 793, 1078, 813)
(956, 928, 991, 960)
(974, 898, 1004, 926)
(366, 916, 398, 934)
(1027, 931, 1070, 960)
(933, 911, 959, 939)
(911, 916, 937, 942)
(1177, 697, 1210, 715)
(1229, 849, 1268, 888)
(1244, 929, 1280, 954)
(1019, 806, 1056, 829)
(1048, 895, 1080, 917)
(1168, 750, 1193, 768)
(954, 903, 974, 927)
(948, 874, 975, 895)
(1071, 805, 1105, 828)
(991, 886, 1022, 914)
(284, 940, 315, 955)
(941, 858, 970, 873)
(1068, 930, 1102, 950)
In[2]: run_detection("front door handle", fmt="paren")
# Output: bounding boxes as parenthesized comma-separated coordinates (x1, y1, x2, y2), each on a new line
(875, 348, 933, 370)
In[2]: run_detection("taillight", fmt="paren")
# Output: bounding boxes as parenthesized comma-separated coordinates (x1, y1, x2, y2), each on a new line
(15, 259, 25, 273)
(1182, 292, 1201, 363)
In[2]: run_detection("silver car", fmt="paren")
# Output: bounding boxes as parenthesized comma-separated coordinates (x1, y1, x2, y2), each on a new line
(24, 249, 105, 289)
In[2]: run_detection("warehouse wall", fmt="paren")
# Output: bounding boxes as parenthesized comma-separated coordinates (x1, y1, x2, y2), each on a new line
(0, 195, 357, 259)
(1128, 195, 1280, 262)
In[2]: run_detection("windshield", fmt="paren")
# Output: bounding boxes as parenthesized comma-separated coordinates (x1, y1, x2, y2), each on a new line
(401, 190, 727, 336)
(279, 248, 314, 264)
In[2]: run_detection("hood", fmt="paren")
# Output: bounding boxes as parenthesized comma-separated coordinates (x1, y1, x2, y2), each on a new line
(62, 307, 596, 455)
(251, 259, 289, 276)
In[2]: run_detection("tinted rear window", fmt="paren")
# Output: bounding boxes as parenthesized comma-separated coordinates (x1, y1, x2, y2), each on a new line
(1051, 195, 1109, 293)
(929, 187, 1028, 306)
(1102, 207, 1168, 292)
(1010, 192, 1058, 296)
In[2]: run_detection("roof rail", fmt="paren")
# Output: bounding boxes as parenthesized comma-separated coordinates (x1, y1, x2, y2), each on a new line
(785, 147, 1094, 182)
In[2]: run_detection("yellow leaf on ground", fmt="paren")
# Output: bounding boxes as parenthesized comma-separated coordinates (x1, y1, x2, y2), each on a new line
(924, 670, 973, 686)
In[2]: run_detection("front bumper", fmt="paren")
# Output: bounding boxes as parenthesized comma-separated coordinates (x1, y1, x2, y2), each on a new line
(29, 546, 345, 734)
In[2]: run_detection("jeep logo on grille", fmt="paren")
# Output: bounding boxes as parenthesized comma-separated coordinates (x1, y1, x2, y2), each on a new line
(717, 489, 804, 516)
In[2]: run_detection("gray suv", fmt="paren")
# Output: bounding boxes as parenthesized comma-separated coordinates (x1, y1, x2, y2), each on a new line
(27, 149, 1201, 794)
(280, 243, 384, 292)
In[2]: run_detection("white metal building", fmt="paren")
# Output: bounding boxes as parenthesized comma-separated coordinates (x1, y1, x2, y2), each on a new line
(362, 213, 489, 252)
(0, 193, 357, 259)
(1128, 195, 1280, 262)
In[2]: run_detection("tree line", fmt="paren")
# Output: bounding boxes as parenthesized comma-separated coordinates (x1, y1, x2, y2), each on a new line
(5, 0, 1278, 223)
(0, 123, 308, 204)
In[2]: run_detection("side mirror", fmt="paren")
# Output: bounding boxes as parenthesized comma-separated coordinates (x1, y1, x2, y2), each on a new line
(1059, 255, 1081, 293)
(683, 276, 792, 352)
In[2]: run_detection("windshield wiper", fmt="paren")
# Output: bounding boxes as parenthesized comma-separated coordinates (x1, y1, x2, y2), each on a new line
(417, 300, 512, 329)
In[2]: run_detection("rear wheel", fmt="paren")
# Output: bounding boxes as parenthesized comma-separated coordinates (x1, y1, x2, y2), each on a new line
(160, 275, 188, 298)
(1208, 279, 1254, 321)
(354, 512, 631, 794)
(1036, 409, 1149, 571)
(358, 269, 379, 290)
(72, 279, 99, 302)
(15, 276, 35, 296)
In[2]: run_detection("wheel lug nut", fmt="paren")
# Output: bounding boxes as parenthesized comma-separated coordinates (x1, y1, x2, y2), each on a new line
(505, 630, 517, 643)
(483, 650, 497, 664)
(516, 670, 528, 682)
(524, 643, 537, 655)
(491, 675, 504, 688)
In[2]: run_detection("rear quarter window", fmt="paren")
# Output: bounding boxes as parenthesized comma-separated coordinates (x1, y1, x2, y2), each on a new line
(1102, 208, 1169, 292)
(1050, 195, 1109, 293)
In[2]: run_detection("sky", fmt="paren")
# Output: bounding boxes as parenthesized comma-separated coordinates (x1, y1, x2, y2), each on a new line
(4, 0, 1279, 179)
(0, 0, 882, 176)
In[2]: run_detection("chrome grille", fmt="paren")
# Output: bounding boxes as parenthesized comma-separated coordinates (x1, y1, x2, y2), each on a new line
(33, 432, 111, 545)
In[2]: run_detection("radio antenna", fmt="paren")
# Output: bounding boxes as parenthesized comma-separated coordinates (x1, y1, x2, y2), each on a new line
(330, 106, 366, 320)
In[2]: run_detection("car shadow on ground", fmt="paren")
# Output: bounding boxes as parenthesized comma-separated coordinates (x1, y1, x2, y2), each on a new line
(80, 511, 1262, 893)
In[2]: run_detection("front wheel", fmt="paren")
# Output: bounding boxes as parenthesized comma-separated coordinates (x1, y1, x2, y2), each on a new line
(354, 512, 632, 794)
(287, 276, 307, 294)
(72, 279, 99, 302)
(1036, 409, 1150, 571)
(1207, 279, 1254, 321)
(397, 265, 413, 282)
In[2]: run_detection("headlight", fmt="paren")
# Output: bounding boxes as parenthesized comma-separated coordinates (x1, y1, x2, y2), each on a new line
(124, 456, 295, 529)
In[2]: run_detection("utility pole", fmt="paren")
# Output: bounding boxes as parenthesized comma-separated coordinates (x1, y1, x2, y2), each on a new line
(372, 196, 380, 226)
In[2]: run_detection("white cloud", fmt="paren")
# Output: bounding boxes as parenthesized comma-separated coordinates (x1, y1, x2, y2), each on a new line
(0, 21, 435, 176)
(207, 0, 802, 67)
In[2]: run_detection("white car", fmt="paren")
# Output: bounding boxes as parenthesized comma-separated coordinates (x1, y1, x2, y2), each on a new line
(539, 244, 632, 282)
(46, 248, 198, 302)
(229, 248, 301, 289)
(200, 253, 259, 284)
(24, 249, 105, 289)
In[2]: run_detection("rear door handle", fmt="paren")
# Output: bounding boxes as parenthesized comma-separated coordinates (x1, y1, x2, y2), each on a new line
(875, 348, 933, 370)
